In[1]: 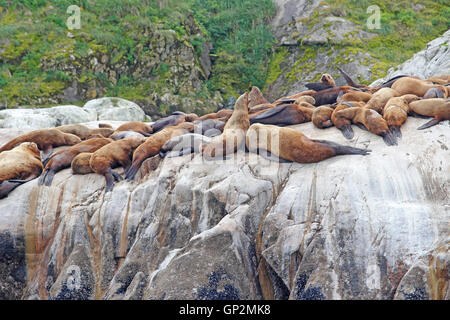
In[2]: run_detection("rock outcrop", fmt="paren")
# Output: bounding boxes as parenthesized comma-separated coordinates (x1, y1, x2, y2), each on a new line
(0, 117, 448, 300)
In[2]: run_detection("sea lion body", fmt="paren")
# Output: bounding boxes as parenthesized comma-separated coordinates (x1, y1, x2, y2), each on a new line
(246, 123, 370, 163)
(71, 152, 94, 174)
(56, 124, 114, 140)
(409, 98, 450, 129)
(425, 75, 450, 85)
(312, 86, 354, 106)
(90, 136, 147, 191)
(0, 142, 43, 198)
(151, 113, 198, 133)
(125, 122, 195, 180)
(423, 86, 448, 99)
(0, 129, 81, 163)
(114, 121, 153, 136)
(249, 103, 312, 126)
(110, 131, 145, 140)
(382, 94, 419, 137)
(312, 106, 334, 129)
(159, 133, 212, 158)
(331, 102, 365, 139)
(391, 77, 445, 97)
(38, 137, 113, 186)
(203, 93, 250, 159)
(335, 107, 396, 146)
(365, 88, 399, 113)
(339, 91, 372, 103)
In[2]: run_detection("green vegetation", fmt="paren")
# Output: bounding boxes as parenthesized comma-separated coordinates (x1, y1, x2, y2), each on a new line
(0, 0, 276, 108)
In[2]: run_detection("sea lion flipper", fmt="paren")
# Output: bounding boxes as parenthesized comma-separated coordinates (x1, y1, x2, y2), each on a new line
(125, 164, 139, 181)
(38, 169, 48, 186)
(0, 180, 26, 199)
(417, 118, 441, 130)
(250, 106, 285, 122)
(105, 172, 115, 192)
(44, 170, 56, 187)
(338, 125, 354, 139)
(337, 67, 359, 88)
(389, 125, 402, 139)
(381, 131, 398, 146)
(313, 140, 371, 156)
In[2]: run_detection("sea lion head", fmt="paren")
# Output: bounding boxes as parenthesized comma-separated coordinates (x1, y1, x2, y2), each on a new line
(20, 142, 41, 158)
(234, 92, 249, 112)
(321, 74, 335, 86)
(184, 113, 199, 122)
(64, 133, 82, 145)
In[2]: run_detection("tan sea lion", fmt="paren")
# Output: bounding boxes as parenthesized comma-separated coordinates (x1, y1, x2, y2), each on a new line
(391, 77, 446, 97)
(38, 137, 113, 186)
(125, 122, 196, 181)
(56, 124, 114, 140)
(425, 75, 450, 85)
(382, 94, 420, 138)
(0, 142, 43, 199)
(90, 136, 147, 192)
(365, 87, 399, 113)
(202, 92, 250, 159)
(245, 123, 370, 163)
(338, 91, 372, 103)
(409, 98, 450, 129)
(114, 121, 153, 136)
(331, 102, 365, 139)
(0, 128, 81, 163)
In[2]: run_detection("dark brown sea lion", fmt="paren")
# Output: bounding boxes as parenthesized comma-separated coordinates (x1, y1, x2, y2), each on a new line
(38, 137, 113, 186)
(151, 112, 199, 133)
(125, 122, 196, 181)
(90, 136, 147, 192)
(246, 123, 371, 163)
(312, 86, 355, 106)
(0, 142, 43, 199)
(249, 103, 312, 126)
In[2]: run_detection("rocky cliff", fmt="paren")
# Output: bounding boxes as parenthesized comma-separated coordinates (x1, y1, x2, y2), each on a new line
(0, 116, 448, 300)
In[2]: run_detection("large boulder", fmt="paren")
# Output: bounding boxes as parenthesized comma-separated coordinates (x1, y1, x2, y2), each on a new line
(0, 117, 448, 300)
(83, 97, 146, 122)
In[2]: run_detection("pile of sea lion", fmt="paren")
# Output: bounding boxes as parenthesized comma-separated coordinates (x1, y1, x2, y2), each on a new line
(0, 70, 449, 198)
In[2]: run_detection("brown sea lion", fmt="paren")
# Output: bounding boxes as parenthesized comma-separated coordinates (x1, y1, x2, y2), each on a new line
(248, 86, 270, 108)
(71, 152, 94, 175)
(56, 124, 114, 140)
(338, 91, 372, 103)
(391, 77, 446, 97)
(334, 107, 397, 146)
(0, 129, 81, 163)
(197, 109, 233, 122)
(125, 122, 196, 181)
(246, 123, 370, 163)
(365, 88, 399, 113)
(305, 73, 336, 91)
(0, 142, 43, 199)
(90, 136, 147, 192)
(274, 90, 317, 104)
(249, 103, 312, 126)
(409, 98, 450, 130)
(114, 121, 153, 137)
(331, 102, 365, 139)
(38, 137, 113, 186)
(382, 94, 420, 138)
(151, 112, 199, 133)
(312, 106, 334, 129)
(98, 123, 113, 129)
(202, 92, 250, 159)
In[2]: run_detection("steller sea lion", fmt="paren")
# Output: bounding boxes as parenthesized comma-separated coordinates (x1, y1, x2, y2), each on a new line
(151, 112, 199, 133)
(197, 109, 233, 122)
(305, 73, 336, 91)
(365, 87, 399, 113)
(90, 136, 147, 192)
(56, 124, 114, 140)
(125, 122, 196, 181)
(159, 133, 212, 158)
(114, 121, 153, 137)
(382, 94, 420, 138)
(249, 103, 312, 126)
(391, 77, 445, 97)
(202, 92, 250, 160)
(409, 98, 450, 130)
(425, 75, 450, 85)
(312, 106, 334, 129)
(245, 123, 371, 163)
(312, 86, 355, 106)
(71, 152, 94, 175)
(274, 90, 317, 104)
(38, 137, 113, 186)
(423, 86, 448, 99)
(248, 86, 270, 108)
(338, 91, 372, 103)
(0, 142, 43, 199)
(331, 102, 365, 139)
(110, 131, 145, 140)
(0, 128, 81, 163)
(334, 107, 397, 146)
